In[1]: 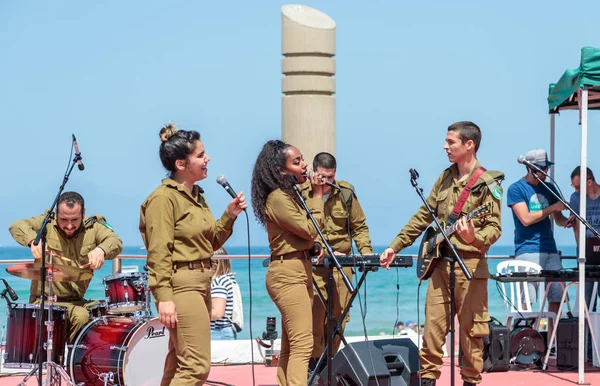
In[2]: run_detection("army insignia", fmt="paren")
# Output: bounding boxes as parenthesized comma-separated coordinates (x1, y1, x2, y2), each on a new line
(103, 222, 115, 232)
(492, 187, 502, 200)
(490, 183, 503, 200)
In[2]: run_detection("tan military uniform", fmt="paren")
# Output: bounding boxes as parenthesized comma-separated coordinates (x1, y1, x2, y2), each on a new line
(265, 188, 324, 386)
(301, 180, 373, 361)
(389, 161, 503, 385)
(139, 178, 235, 386)
(9, 211, 123, 342)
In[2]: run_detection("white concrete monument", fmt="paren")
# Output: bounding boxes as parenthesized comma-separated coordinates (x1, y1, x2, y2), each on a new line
(281, 4, 336, 165)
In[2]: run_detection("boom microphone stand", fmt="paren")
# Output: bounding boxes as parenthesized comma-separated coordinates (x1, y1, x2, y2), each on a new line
(22, 138, 82, 386)
(526, 165, 600, 239)
(410, 169, 472, 386)
(290, 181, 354, 386)
(527, 165, 600, 371)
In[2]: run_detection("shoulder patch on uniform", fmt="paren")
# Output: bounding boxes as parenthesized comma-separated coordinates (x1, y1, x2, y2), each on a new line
(489, 182, 503, 200)
(102, 222, 115, 232)
(481, 170, 504, 200)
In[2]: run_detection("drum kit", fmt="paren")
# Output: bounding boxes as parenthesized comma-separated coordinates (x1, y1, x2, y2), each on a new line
(2, 255, 169, 386)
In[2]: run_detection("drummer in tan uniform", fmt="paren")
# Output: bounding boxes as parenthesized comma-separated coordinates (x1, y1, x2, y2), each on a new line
(9, 191, 123, 342)
(301, 152, 373, 372)
(140, 122, 247, 386)
(380, 121, 503, 386)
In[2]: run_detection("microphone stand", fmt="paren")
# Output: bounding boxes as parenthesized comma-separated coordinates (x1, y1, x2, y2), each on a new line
(26, 149, 80, 386)
(410, 169, 471, 386)
(528, 166, 600, 372)
(290, 183, 354, 386)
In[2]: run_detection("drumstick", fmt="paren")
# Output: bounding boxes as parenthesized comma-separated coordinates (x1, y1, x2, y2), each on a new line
(52, 254, 91, 269)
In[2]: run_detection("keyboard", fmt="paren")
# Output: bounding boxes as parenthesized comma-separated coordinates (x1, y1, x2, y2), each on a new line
(311, 254, 413, 268)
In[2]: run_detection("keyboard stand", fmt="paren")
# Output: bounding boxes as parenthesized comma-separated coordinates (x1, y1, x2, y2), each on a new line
(309, 265, 375, 382)
(542, 282, 600, 370)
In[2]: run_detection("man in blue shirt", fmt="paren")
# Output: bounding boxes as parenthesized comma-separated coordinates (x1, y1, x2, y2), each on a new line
(568, 167, 600, 303)
(566, 166, 600, 360)
(507, 149, 568, 337)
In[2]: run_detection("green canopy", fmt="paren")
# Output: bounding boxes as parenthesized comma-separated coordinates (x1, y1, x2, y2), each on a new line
(548, 46, 600, 112)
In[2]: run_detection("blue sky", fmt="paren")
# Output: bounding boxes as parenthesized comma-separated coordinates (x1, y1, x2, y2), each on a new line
(1, 1, 599, 249)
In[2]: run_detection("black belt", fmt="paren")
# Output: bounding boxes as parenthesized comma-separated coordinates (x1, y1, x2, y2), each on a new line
(173, 258, 210, 271)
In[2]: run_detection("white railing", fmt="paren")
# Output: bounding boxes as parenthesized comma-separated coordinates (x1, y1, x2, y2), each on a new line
(0, 253, 543, 275)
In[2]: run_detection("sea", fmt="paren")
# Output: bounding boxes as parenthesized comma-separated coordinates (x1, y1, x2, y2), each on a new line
(0, 244, 580, 341)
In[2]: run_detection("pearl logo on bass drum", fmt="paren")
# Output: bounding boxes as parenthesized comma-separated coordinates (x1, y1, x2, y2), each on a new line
(145, 325, 167, 339)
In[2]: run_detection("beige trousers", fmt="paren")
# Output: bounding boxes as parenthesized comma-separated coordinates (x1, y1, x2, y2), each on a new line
(160, 263, 213, 386)
(266, 256, 314, 386)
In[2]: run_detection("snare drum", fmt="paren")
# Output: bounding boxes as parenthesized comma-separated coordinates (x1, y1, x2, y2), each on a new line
(4, 303, 67, 368)
(103, 272, 147, 313)
(67, 316, 169, 385)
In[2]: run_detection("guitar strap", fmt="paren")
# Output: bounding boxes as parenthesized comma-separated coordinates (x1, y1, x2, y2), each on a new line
(446, 166, 486, 227)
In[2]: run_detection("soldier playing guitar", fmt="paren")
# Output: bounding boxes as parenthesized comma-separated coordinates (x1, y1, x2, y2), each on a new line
(380, 121, 503, 386)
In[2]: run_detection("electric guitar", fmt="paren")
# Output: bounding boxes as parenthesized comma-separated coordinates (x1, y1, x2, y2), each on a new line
(416, 202, 493, 281)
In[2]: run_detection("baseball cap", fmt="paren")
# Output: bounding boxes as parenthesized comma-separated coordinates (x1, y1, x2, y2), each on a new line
(525, 149, 554, 169)
(406, 320, 415, 326)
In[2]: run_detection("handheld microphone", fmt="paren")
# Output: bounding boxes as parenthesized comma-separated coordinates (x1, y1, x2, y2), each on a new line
(217, 175, 246, 212)
(1, 279, 18, 301)
(216, 175, 238, 199)
(517, 155, 547, 175)
(304, 172, 341, 190)
(72, 134, 85, 171)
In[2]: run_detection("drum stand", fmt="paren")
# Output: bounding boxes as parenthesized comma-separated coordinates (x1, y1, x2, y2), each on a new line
(19, 253, 74, 386)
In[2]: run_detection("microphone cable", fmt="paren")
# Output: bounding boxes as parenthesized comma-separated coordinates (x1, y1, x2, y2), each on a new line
(340, 182, 383, 386)
(211, 177, 256, 386)
(242, 210, 256, 385)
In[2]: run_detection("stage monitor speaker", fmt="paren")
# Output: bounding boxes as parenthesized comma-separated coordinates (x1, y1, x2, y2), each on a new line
(557, 317, 581, 370)
(320, 338, 419, 386)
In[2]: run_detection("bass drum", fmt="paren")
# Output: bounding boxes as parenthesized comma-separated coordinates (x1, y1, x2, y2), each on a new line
(67, 316, 169, 385)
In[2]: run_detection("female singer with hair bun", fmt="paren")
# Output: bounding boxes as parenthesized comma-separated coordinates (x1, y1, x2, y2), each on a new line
(139, 122, 247, 385)
(251, 139, 325, 386)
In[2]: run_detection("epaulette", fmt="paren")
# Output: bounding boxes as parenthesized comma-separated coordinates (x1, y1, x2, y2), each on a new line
(479, 170, 505, 200)
(84, 215, 115, 231)
(338, 180, 356, 207)
(338, 180, 355, 193)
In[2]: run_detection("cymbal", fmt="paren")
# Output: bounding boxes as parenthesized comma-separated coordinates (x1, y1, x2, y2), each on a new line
(6, 262, 93, 282)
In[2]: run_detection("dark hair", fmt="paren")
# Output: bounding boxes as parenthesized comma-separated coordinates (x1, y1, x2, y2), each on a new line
(251, 140, 296, 226)
(447, 121, 481, 152)
(313, 152, 337, 170)
(158, 122, 201, 177)
(57, 191, 84, 213)
(571, 166, 595, 182)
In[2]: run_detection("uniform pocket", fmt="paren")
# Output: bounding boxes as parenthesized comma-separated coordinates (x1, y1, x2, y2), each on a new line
(435, 190, 449, 215)
(80, 242, 97, 258)
(470, 311, 491, 338)
(330, 209, 348, 230)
